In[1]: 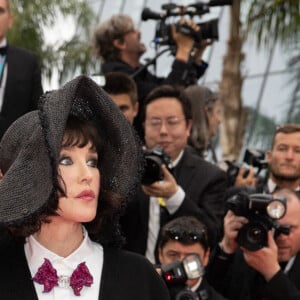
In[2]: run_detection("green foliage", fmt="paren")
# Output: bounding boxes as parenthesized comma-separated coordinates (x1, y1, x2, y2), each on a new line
(246, 0, 300, 49)
(7, 0, 97, 84)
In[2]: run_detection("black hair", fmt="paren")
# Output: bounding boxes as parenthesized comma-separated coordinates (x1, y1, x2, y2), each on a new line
(141, 85, 192, 123)
(103, 72, 138, 105)
(7, 116, 125, 247)
(159, 216, 210, 252)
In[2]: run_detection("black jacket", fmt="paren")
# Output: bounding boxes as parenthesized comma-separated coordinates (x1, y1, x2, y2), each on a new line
(102, 59, 207, 139)
(0, 45, 43, 139)
(0, 236, 170, 300)
(206, 245, 300, 300)
(120, 149, 228, 257)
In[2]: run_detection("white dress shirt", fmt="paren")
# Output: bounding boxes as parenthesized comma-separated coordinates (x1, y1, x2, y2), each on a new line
(24, 227, 103, 300)
(146, 150, 186, 264)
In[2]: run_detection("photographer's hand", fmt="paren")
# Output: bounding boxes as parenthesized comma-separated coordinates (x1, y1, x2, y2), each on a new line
(142, 164, 178, 199)
(234, 166, 258, 188)
(220, 210, 248, 254)
(172, 19, 199, 63)
(242, 231, 280, 281)
(193, 39, 213, 65)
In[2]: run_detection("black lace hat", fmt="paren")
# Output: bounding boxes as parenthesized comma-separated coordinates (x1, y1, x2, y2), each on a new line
(0, 75, 142, 225)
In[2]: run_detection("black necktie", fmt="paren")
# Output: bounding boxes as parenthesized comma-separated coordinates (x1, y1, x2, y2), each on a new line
(0, 46, 7, 56)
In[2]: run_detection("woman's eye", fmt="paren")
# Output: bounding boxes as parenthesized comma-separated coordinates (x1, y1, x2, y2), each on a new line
(87, 158, 98, 168)
(59, 156, 72, 166)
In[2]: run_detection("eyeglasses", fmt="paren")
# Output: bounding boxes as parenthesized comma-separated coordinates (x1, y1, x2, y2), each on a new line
(145, 116, 186, 130)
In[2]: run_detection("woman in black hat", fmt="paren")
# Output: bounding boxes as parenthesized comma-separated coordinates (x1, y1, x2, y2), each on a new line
(0, 76, 169, 300)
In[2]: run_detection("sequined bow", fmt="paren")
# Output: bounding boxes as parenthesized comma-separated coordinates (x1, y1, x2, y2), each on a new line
(33, 258, 93, 296)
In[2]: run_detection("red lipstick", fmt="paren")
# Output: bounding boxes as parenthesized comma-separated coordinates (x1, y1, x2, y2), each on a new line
(75, 190, 96, 201)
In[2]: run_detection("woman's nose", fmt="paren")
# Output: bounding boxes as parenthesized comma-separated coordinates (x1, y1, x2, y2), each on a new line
(79, 164, 93, 184)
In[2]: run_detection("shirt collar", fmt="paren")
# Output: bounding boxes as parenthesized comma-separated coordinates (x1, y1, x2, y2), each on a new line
(267, 178, 277, 193)
(25, 227, 95, 275)
(0, 38, 7, 48)
(267, 178, 300, 192)
(171, 150, 184, 167)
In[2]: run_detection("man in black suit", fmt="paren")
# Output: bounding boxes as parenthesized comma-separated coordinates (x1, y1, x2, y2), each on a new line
(158, 216, 228, 300)
(120, 85, 228, 264)
(206, 188, 300, 300)
(0, 0, 43, 138)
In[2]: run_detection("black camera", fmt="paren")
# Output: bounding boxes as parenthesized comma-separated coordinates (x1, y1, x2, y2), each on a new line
(225, 148, 269, 186)
(141, 1, 232, 47)
(161, 254, 205, 300)
(226, 192, 287, 251)
(141, 146, 172, 185)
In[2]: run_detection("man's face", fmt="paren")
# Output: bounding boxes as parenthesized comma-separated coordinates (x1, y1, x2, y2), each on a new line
(122, 26, 146, 58)
(109, 93, 138, 125)
(159, 240, 209, 288)
(275, 194, 300, 262)
(267, 132, 300, 182)
(144, 97, 192, 161)
(0, 0, 13, 43)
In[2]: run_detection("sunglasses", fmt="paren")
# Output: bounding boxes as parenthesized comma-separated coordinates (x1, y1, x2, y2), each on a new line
(165, 229, 208, 244)
(274, 224, 291, 239)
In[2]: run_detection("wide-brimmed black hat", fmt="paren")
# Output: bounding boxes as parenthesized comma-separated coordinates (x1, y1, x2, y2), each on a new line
(0, 75, 142, 225)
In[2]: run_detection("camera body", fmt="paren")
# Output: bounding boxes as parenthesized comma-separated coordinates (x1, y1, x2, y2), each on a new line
(141, 146, 172, 185)
(153, 18, 218, 47)
(141, 1, 232, 47)
(226, 192, 286, 251)
(160, 254, 205, 300)
(226, 148, 269, 186)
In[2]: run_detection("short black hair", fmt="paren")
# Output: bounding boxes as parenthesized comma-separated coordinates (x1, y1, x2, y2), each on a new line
(103, 72, 138, 105)
(142, 85, 192, 123)
(159, 216, 209, 251)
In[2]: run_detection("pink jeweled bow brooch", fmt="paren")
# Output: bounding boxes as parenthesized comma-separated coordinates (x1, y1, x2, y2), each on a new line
(33, 258, 93, 296)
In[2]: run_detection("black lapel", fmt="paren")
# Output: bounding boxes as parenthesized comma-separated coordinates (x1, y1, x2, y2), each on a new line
(174, 150, 197, 189)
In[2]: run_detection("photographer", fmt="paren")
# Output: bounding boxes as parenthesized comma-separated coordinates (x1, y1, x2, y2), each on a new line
(158, 216, 228, 300)
(230, 124, 300, 191)
(120, 85, 228, 264)
(264, 124, 300, 193)
(92, 14, 210, 139)
(206, 188, 300, 300)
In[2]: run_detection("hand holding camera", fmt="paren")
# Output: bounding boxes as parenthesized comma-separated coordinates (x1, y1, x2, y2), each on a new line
(242, 231, 281, 281)
(220, 210, 249, 254)
(225, 192, 286, 251)
(142, 164, 178, 199)
(234, 166, 258, 188)
(172, 19, 200, 62)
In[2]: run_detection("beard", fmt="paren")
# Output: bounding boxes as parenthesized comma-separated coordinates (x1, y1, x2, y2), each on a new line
(271, 169, 300, 182)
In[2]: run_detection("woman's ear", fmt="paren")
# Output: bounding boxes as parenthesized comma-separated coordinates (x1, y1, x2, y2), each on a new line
(0, 169, 3, 180)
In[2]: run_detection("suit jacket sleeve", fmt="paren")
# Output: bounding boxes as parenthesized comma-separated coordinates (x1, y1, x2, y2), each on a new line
(264, 270, 300, 300)
(172, 159, 228, 245)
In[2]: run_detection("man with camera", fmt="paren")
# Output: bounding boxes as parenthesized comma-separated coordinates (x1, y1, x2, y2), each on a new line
(158, 216, 228, 300)
(206, 188, 300, 300)
(234, 124, 300, 192)
(120, 84, 228, 264)
(92, 13, 210, 139)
